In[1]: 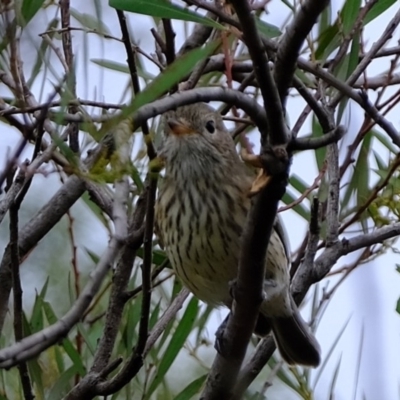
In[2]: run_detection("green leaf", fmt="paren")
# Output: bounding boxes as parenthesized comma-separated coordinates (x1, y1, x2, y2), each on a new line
(54, 344, 65, 374)
(30, 278, 49, 332)
(311, 115, 326, 170)
(355, 133, 372, 230)
(27, 18, 59, 88)
(123, 296, 142, 349)
(195, 305, 213, 342)
(316, 24, 340, 60)
(328, 356, 342, 398)
(146, 296, 198, 398)
(174, 374, 208, 400)
(91, 59, 131, 74)
(77, 324, 97, 356)
(346, 31, 360, 78)
(98, 41, 221, 136)
(109, 0, 224, 29)
(397, 297, 400, 314)
(341, 0, 362, 35)
(81, 192, 111, 230)
(372, 129, 398, 154)
(23, 314, 45, 397)
(47, 365, 79, 400)
(137, 248, 167, 266)
(60, 338, 87, 377)
(289, 174, 309, 195)
(318, 2, 331, 37)
(27, 358, 45, 399)
(314, 317, 351, 388)
(42, 301, 86, 376)
(281, 191, 309, 221)
(365, 0, 397, 24)
(316, 0, 385, 60)
(20, 0, 46, 25)
(70, 8, 111, 34)
(255, 18, 281, 38)
(149, 300, 162, 331)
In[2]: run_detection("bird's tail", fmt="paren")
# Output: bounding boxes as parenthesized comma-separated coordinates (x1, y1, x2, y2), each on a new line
(269, 304, 320, 367)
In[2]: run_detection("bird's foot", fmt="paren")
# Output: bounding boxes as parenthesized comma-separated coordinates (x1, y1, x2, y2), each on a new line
(240, 149, 271, 196)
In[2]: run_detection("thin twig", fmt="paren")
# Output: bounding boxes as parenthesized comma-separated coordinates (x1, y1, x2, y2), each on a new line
(10, 204, 34, 400)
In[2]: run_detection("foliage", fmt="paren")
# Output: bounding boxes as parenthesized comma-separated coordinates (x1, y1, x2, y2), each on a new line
(0, 0, 399, 399)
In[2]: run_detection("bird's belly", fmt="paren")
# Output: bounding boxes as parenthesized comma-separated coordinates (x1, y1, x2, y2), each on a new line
(156, 179, 248, 306)
(167, 235, 239, 306)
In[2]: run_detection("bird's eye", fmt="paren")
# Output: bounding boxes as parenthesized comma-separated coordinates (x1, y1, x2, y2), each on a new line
(205, 120, 215, 134)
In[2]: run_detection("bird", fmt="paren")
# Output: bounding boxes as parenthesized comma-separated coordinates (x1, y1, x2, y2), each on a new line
(155, 103, 320, 367)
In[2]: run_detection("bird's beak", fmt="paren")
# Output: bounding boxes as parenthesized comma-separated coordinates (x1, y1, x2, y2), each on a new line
(167, 118, 194, 136)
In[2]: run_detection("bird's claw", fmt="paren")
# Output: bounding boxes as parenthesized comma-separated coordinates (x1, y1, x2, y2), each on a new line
(249, 169, 271, 197)
(240, 149, 272, 196)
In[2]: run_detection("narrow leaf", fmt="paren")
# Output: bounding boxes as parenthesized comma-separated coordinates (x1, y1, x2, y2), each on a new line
(109, 0, 224, 29)
(174, 374, 208, 400)
(20, 0, 46, 25)
(341, 0, 362, 35)
(365, 0, 397, 24)
(146, 296, 198, 398)
(255, 18, 281, 38)
(47, 366, 79, 400)
(99, 41, 221, 135)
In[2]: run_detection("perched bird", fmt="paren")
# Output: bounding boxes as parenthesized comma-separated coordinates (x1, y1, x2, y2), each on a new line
(155, 103, 320, 367)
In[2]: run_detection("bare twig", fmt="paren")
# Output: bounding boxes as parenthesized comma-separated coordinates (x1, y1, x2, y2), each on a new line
(94, 288, 190, 395)
(10, 204, 34, 399)
(117, 9, 156, 160)
(0, 187, 127, 367)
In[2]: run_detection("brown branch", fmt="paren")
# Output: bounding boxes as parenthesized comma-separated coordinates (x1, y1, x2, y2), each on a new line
(274, 0, 329, 102)
(0, 172, 129, 368)
(117, 9, 156, 160)
(60, 0, 79, 152)
(339, 154, 400, 233)
(289, 126, 346, 151)
(278, 164, 327, 214)
(10, 204, 34, 400)
(327, 0, 378, 73)
(94, 288, 190, 395)
(162, 19, 176, 66)
(229, 0, 286, 145)
(201, 169, 290, 400)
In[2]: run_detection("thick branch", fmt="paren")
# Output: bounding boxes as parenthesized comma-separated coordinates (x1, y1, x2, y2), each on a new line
(229, 0, 287, 144)
(274, 0, 329, 102)
(0, 169, 130, 368)
(201, 169, 289, 399)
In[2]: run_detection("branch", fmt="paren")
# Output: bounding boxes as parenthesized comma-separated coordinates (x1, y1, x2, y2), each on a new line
(60, 0, 79, 152)
(232, 338, 276, 400)
(116, 9, 156, 160)
(177, 12, 216, 56)
(289, 126, 345, 151)
(10, 204, 34, 399)
(326, 142, 340, 246)
(201, 166, 290, 399)
(274, 0, 329, 102)
(330, 7, 400, 108)
(94, 288, 190, 395)
(0, 188, 127, 367)
(0, 136, 118, 334)
(0, 168, 26, 225)
(52, 87, 269, 132)
(229, 0, 287, 144)
(235, 220, 400, 395)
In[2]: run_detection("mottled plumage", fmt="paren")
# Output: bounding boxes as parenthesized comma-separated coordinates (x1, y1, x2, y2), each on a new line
(155, 103, 320, 366)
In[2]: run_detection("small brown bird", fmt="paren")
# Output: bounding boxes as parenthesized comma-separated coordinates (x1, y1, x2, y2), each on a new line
(155, 103, 320, 366)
